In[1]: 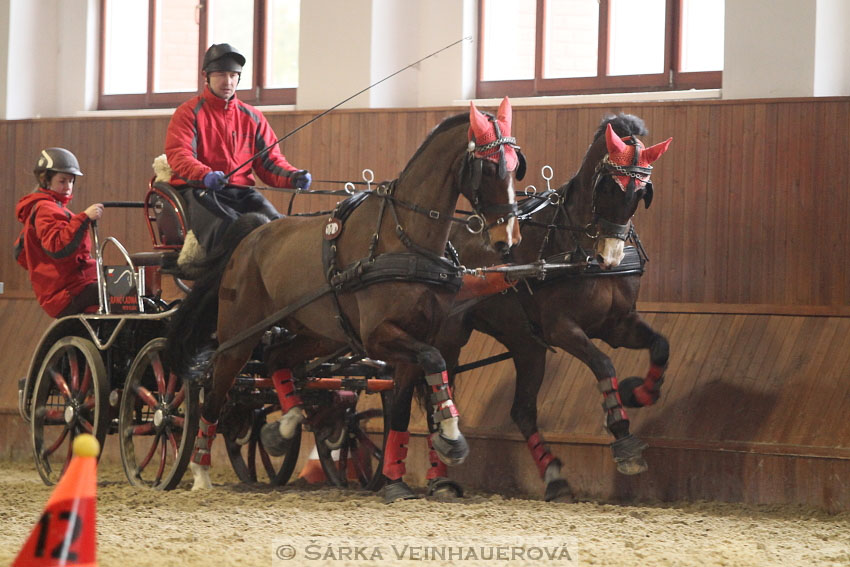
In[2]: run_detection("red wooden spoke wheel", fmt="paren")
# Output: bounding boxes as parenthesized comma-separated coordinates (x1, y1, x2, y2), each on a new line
(314, 389, 391, 491)
(30, 336, 109, 485)
(119, 338, 199, 490)
(222, 404, 301, 485)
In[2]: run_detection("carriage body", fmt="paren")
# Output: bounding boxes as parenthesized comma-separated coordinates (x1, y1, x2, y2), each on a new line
(21, 182, 394, 490)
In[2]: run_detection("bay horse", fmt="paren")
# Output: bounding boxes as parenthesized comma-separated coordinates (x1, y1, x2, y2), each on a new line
(166, 98, 526, 499)
(415, 113, 672, 501)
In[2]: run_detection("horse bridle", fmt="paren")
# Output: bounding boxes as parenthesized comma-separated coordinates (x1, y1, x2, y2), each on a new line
(588, 136, 653, 242)
(521, 139, 654, 262)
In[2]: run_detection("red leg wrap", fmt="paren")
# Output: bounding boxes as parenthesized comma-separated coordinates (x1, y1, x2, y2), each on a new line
(271, 369, 303, 413)
(527, 432, 557, 478)
(191, 416, 217, 466)
(428, 371, 459, 421)
(382, 430, 409, 480)
(425, 436, 448, 479)
(634, 364, 665, 406)
(599, 376, 629, 425)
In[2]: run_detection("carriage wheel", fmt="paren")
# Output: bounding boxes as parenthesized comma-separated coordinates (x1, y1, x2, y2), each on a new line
(223, 405, 302, 485)
(315, 389, 392, 491)
(31, 336, 109, 486)
(119, 338, 199, 490)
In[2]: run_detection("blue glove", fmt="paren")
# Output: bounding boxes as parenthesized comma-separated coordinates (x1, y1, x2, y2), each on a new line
(203, 170, 227, 191)
(291, 169, 312, 190)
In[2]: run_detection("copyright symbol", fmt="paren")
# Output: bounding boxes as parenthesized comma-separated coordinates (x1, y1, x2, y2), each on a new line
(276, 545, 296, 560)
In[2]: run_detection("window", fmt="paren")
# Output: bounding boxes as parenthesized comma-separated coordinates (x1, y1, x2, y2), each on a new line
(478, 0, 723, 98)
(99, 0, 300, 110)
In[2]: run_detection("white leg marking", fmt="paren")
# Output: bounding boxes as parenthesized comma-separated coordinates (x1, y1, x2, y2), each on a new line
(190, 461, 212, 491)
(278, 407, 305, 439)
(439, 416, 460, 441)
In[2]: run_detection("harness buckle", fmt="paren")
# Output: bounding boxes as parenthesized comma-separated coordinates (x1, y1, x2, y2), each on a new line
(428, 210, 440, 219)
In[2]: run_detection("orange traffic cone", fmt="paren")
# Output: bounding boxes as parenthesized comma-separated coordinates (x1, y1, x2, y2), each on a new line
(298, 445, 326, 484)
(298, 443, 370, 484)
(14, 434, 99, 567)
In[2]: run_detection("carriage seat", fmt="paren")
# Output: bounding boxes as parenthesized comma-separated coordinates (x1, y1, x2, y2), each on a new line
(145, 179, 190, 250)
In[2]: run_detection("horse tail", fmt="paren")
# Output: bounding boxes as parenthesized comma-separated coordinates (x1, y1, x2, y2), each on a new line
(165, 213, 271, 379)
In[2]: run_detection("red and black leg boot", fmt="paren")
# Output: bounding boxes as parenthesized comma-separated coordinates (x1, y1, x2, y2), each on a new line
(383, 430, 418, 503)
(425, 435, 464, 500)
(619, 363, 666, 407)
(425, 370, 469, 465)
(260, 369, 304, 457)
(598, 377, 648, 475)
(527, 431, 572, 502)
(191, 416, 217, 467)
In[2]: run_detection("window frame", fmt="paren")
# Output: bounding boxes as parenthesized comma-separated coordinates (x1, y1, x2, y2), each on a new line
(98, 0, 296, 110)
(476, 0, 721, 99)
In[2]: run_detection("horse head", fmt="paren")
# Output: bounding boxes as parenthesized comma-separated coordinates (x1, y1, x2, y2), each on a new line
(461, 97, 525, 255)
(588, 119, 671, 268)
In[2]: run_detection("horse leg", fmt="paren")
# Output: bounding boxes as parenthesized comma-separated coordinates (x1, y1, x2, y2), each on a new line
(418, 346, 468, 465)
(382, 362, 420, 503)
(507, 345, 574, 502)
(189, 344, 253, 490)
(607, 314, 669, 408)
(258, 368, 305, 455)
(555, 326, 648, 475)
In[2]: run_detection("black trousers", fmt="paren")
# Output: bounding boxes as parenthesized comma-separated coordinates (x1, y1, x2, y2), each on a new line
(179, 186, 281, 252)
(57, 282, 100, 317)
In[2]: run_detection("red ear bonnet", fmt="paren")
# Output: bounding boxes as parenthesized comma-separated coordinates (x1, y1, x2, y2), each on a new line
(468, 96, 519, 173)
(604, 123, 672, 189)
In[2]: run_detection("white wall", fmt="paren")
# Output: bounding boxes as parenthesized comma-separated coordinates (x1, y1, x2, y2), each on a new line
(297, 0, 473, 110)
(0, 0, 8, 120)
(1, 0, 849, 119)
(814, 0, 850, 96)
(297, 0, 373, 111)
(723, 0, 817, 99)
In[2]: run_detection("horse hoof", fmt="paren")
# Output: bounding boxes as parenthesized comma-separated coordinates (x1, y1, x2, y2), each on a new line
(259, 421, 294, 457)
(616, 457, 649, 475)
(427, 477, 464, 501)
(611, 433, 649, 475)
(617, 377, 645, 408)
(544, 478, 574, 503)
(384, 481, 420, 504)
(430, 432, 469, 466)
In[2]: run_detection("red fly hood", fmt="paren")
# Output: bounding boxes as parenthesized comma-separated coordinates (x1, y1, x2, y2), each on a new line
(605, 123, 672, 189)
(469, 97, 519, 175)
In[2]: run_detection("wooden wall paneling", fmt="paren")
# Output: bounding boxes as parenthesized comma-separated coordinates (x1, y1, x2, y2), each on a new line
(808, 319, 850, 446)
(789, 317, 844, 445)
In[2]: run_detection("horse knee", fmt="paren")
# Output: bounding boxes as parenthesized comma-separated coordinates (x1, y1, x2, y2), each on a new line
(650, 335, 669, 367)
(416, 348, 446, 375)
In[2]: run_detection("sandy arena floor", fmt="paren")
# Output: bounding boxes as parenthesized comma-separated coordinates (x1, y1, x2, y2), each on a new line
(0, 461, 848, 567)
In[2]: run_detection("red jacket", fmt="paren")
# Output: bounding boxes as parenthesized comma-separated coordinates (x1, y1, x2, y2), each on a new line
(165, 86, 299, 187)
(15, 190, 97, 317)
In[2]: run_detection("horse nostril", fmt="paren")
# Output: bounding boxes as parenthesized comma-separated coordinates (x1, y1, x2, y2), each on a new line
(596, 254, 606, 266)
(496, 241, 512, 260)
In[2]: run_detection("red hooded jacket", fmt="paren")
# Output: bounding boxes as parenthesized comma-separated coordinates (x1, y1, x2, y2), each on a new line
(165, 86, 299, 187)
(15, 190, 97, 317)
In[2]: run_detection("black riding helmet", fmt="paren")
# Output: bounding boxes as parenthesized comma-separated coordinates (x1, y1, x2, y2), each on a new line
(33, 147, 84, 187)
(202, 43, 246, 74)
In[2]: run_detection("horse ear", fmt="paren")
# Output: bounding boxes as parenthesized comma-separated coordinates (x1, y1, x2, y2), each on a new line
(605, 123, 627, 155)
(469, 101, 490, 141)
(642, 137, 672, 164)
(516, 149, 526, 181)
(497, 96, 512, 135)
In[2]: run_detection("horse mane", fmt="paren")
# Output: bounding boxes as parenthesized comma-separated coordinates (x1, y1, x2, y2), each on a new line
(399, 112, 474, 175)
(593, 113, 649, 140)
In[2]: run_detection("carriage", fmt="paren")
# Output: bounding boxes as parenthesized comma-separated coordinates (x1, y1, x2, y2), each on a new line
(17, 179, 393, 491)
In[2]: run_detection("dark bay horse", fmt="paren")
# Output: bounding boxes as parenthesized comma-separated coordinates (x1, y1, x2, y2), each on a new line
(417, 114, 672, 501)
(166, 98, 526, 497)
